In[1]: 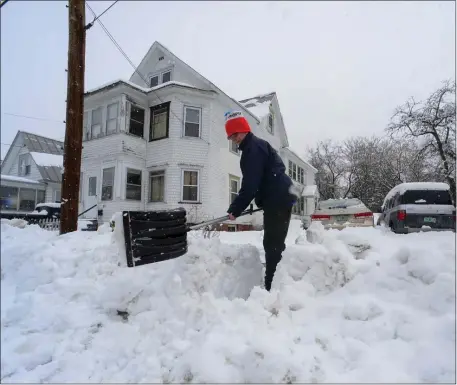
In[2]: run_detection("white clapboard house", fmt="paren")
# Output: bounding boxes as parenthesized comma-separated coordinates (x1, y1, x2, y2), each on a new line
(1, 131, 63, 213)
(80, 41, 318, 230)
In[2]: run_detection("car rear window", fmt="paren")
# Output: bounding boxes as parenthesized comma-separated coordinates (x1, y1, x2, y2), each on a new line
(401, 190, 453, 205)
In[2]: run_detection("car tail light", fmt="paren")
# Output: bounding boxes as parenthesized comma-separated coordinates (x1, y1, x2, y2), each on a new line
(311, 214, 331, 221)
(354, 212, 373, 218)
(397, 210, 406, 221)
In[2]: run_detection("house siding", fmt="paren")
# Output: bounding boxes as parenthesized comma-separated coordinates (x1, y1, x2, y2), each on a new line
(8, 147, 42, 181)
(130, 45, 209, 90)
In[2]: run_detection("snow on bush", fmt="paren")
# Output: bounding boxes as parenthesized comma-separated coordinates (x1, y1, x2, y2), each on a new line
(0, 219, 455, 383)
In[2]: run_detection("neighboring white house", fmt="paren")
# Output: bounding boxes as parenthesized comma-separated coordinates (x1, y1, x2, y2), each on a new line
(1, 131, 63, 213)
(80, 41, 317, 229)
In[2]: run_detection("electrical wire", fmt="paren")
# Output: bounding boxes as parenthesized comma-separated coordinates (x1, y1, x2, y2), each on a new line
(85, 0, 119, 30)
(3, 113, 64, 123)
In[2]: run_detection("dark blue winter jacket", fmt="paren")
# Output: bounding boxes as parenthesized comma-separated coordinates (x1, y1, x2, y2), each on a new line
(227, 132, 297, 217)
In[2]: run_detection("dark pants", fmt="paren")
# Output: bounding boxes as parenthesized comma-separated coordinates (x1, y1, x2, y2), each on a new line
(263, 205, 292, 291)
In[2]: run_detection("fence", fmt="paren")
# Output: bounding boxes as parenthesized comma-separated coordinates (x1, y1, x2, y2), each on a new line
(36, 217, 60, 231)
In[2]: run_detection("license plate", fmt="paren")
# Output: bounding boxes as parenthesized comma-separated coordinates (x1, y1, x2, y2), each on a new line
(335, 215, 349, 222)
(423, 217, 436, 223)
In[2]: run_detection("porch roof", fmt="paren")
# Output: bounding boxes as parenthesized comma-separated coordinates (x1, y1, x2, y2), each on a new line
(1, 174, 46, 189)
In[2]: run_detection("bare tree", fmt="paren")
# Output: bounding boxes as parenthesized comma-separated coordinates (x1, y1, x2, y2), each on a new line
(309, 140, 346, 200)
(386, 80, 456, 203)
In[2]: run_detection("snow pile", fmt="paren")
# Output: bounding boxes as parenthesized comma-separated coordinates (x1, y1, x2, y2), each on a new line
(1, 219, 455, 383)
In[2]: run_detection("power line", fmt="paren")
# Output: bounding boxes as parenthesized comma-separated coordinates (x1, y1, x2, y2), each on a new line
(3, 112, 65, 123)
(85, 0, 119, 30)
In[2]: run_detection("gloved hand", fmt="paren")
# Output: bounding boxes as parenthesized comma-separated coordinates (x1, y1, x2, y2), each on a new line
(228, 213, 236, 220)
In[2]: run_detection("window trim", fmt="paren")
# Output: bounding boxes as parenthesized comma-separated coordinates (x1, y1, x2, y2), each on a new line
(18, 154, 31, 176)
(83, 111, 89, 141)
(54, 189, 61, 202)
(91, 107, 103, 139)
(101, 166, 115, 201)
(150, 75, 159, 88)
(162, 70, 172, 83)
(181, 169, 200, 203)
(183, 105, 202, 138)
(149, 68, 173, 87)
(88, 176, 97, 196)
(128, 103, 145, 138)
(229, 139, 240, 155)
(149, 170, 166, 203)
(267, 112, 274, 134)
(149, 101, 171, 142)
(229, 174, 240, 205)
(125, 168, 142, 201)
(106, 102, 119, 135)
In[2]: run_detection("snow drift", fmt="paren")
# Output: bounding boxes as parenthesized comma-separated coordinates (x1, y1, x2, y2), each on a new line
(1, 219, 455, 383)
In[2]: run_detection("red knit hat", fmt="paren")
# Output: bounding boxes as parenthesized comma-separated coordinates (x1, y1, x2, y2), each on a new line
(224, 111, 251, 138)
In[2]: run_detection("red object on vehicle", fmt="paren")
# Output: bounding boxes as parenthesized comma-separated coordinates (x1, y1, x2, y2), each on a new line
(397, 210, 406, 221)
(354, 212, 373, 218)
(311, 214, 331, 220)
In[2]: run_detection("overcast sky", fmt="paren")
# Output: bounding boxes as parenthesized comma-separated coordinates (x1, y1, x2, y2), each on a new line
(1, 0, 455, 160)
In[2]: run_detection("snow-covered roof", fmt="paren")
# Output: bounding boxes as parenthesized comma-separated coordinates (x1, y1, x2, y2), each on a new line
(239, 92, 275, 120)
(0, 174, 43, 185)
(382, 182, 450, 207)
(84, 79, 212, 96)
(22, 131, 63, 155)
(303, 185, 318, 197)
(36, 202, 61, 208)
(30, 152, 63, 168)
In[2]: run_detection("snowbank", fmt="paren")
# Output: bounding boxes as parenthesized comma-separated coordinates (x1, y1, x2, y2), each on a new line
(1, 219, 455, 383)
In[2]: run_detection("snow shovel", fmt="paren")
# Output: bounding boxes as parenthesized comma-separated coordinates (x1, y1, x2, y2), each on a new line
(122, 205, 263, 268)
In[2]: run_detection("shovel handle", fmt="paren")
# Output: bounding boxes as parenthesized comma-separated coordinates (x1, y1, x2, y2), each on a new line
(187, 206, 263, 231)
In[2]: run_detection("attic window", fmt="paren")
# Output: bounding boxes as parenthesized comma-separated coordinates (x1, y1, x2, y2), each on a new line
(158, 56, 164, 61)
(150, 76, 159, 87)
(267, 113, 274, 134)
(162, 71, 171, 83)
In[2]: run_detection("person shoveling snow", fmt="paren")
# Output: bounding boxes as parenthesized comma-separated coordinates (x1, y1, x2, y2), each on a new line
(224, 110, 299, 291)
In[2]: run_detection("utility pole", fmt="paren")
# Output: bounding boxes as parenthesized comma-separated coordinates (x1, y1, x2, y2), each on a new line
(60, 0, 86, 235)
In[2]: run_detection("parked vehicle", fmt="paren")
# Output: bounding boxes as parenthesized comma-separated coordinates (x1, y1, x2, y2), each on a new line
(377, 182, 456, 233)
(310, 198, 374, 230)
(33, 202, 61, 219)
(1, 202, 98, 231)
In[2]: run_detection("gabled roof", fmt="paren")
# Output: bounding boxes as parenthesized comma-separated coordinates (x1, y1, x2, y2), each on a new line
(22, 131, 63, 155)
(84, 79, 215, 97)
(131, 41, 260, 124)
(239, 92, 276, 119)
(3, 131, 64, 183)
(239, 91, 290, 148)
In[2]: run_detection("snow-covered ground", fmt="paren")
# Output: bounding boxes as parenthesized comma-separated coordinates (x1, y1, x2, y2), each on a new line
(1, 219, 455, 383)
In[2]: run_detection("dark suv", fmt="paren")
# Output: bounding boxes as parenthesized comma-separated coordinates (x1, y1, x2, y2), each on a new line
(377, 183, 455, 233)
